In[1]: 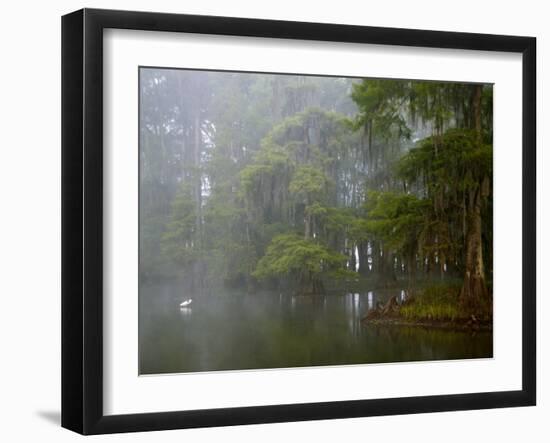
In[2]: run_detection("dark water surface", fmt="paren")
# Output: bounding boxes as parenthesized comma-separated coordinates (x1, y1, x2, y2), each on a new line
(139, 282, 493, 374)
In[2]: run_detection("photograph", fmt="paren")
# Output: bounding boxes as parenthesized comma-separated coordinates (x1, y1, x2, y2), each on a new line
(138, 68, 494, 375)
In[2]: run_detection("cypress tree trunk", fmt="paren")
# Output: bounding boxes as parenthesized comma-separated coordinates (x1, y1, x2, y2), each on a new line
(349, 245, 357, 272)
(298, 270, 324, 295)
(407, 253, 416, 296)
(460, 187, 488, 306)
(304, 212, 311, 239)
(304, 198, 311, 240)
(460, 84, 488, 307)
(377, 244, 396, 287)
(357, 241, 370, 276)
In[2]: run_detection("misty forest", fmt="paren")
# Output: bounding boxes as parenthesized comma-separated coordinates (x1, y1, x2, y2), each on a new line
(139, 68, 493, 374)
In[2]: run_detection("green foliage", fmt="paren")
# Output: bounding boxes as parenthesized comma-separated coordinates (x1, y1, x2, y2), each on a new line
(398, 282, 492, 322)
(239, 108, 361, 239)
(253, 234, 346, 281)
(351, 79, 412, 140)
(400, 284, 464, 321)
(397, 128, 492, 265)
(398, 128, 492, 191)
(160, 185, 198, 267)
(289, 166, 332, 203)
(239, 158, 289, 196)
(364, 191, 428, 253)
(400, 300, 462, 322)
(305, 202, 328, 218)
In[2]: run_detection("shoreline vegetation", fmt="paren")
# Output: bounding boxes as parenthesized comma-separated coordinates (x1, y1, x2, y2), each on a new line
(361, 283, 492, 331)
(140, 70, 493, 336)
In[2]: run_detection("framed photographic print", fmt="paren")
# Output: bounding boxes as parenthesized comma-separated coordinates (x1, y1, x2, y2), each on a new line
(61, 8, 536, 435)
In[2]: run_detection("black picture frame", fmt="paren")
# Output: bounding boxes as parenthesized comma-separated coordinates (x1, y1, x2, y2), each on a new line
(61, 8, 536, 435)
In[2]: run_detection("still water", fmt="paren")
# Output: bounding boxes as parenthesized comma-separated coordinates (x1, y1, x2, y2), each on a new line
(139, 282, 492, 374)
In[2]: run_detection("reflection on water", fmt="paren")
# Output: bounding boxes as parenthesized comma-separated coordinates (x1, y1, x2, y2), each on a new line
(139, 282, 492, 375)
(179, 307, 192, 317)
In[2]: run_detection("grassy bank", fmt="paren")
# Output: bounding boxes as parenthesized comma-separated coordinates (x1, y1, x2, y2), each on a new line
(363, 283, 493, 330)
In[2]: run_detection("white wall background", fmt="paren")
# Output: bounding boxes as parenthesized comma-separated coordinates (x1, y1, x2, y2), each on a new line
(0, 0, 546, 441)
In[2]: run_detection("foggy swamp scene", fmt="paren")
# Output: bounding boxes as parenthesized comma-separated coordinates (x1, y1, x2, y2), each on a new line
(139, 68, 493, 374)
